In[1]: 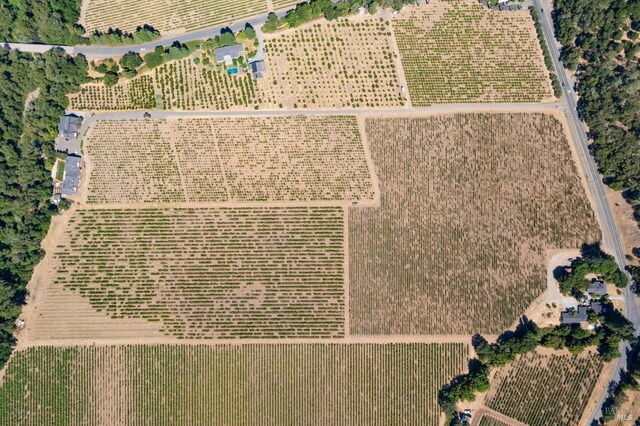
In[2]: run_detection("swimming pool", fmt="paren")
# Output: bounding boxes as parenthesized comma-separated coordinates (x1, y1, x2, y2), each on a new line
(227, 67, 238, 75)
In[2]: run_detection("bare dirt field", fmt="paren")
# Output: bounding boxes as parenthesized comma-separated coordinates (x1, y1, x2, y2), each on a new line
(0, 343, 467, 425)
(607, 187, 640, 264)
(349, 113, 601, 335)
(83, 116, 375, 204)
(393, 0, 553, 105)
(485, 349, 604, 426)
(81, 0, 267, 34)
(26, 207, 346, 341)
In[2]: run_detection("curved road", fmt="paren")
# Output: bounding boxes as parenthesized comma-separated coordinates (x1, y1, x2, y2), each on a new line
(531, 0, 639, 424)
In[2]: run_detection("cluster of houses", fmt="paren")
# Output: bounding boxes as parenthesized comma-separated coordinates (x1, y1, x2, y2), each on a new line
(52, 114, 83, 203)
(560, 278, 609, 326)
(213, 44, 265, 79)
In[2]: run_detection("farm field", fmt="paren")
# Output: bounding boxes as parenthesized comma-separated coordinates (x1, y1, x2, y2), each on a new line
(0, 343, 467, 425)
(71, 16, 407, 111)
(485, 351, 603, 426)
(393, 0, 553, 105)
(31, 207, 345, 340)
(261, 17, 406, 109)
(81, 0, 268, 34)
(84, 116, 374, 204)
(478, 415, 512, 426)
(68, 76, 157, 110)
(349, 113, 600, 335)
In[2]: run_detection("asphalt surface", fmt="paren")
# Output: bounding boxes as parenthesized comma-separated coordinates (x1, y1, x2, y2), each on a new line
(531, 1, 639, 424)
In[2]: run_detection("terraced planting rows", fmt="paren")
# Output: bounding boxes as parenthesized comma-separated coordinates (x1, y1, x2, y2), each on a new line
(85, 116, 374, 203)
(47, 207, 345, 339)
(394, 0, 553, 104)
(486, 351, 603, 426)
(349, 113, 600, 335)
(478, 415, 512, 426)
(0, 343, 467, 425)
(262, 18, 406, 109)
(82, 0, 268, 33)
(68, 76, 157, 110)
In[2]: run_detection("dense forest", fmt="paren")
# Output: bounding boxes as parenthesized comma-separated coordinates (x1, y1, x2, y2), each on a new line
(0, 48, 88, 365)
(555, 0, 640, 250)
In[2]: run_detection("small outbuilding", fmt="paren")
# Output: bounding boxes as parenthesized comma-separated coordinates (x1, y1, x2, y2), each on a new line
(61, 155, 82, 196)
(590, 301, 608, 316)
(58, 114, 79, 140)
(250, 60, 266, 79)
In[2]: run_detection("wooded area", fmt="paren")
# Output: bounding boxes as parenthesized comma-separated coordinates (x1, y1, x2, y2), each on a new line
(0, 48, 88, 365)
(555, 0, 640, 249)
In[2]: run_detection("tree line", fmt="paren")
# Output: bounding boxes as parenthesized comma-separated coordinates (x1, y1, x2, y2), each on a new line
(555, 0, 640, 255)
(0, 48, 89, 366)
(262, 0, 416, 32)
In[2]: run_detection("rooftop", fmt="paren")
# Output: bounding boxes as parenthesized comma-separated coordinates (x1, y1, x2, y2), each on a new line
(61, 155, 82, 196)
(214, 44, 244, 63)
(561, 306, 589, 324)
(58, 114, 79, 140)
(250, 60, 266, 79)
(586, 280, 607, 296)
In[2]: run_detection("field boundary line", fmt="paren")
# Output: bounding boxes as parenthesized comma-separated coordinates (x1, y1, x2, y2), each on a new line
(386, 10, 412, 108)
(20, 334, 477, 348)
(344, 207, 350, 336)
(356, 115, 381, 207)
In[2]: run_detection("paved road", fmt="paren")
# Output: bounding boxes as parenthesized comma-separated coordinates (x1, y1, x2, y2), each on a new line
(531, 1, 640, 424)
(2, 2, 335, 59)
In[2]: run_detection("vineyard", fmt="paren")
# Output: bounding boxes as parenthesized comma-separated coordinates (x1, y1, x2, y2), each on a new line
(155, 58, 259, 110)
(0, 343, 466, 425)
(262, 17, 406, 109)
(68, 76, 157, 111)
(84, 117, 374, 203)
(82, 0, 267, 34)
(349, 113, 600, 335)
(478, 415, 511, 426)
(42, 207, 345, 339)
(485, 351, 603, 426)
(393, 0, 553, 105)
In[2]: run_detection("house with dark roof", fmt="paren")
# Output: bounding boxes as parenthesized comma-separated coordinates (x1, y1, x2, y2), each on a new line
(214, 44, 244, 64)
(61, 155, 82, 197)
(58, 114, 79, 140)
(250, 60, 265, 79)
(586, 280, 607, 296)
(590, 301, 608, 316)
(561, 306, 589, 324)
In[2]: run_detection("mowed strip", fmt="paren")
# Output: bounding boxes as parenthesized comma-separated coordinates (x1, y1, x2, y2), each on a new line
(31, 207, 345, 340)
(0, 343, 467, 425)
(349, 113, 600, 335)
(84, 116, 375, 204)
(393, 0, 553, 105)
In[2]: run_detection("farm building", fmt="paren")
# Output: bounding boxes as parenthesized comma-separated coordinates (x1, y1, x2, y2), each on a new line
(58, 114, 79, 140)
(561, 306, 589, 324)
(214, 44, 244, 64)
(250, 60, 265, 79)
(61, 155, 82, 197)
(586, 280, 607, 296)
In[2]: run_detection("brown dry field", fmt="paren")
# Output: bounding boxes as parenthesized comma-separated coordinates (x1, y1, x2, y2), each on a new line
(349, 113, 601, 335)
(83, 116, 375, 204)
(485, 349, 604, 426)
(393, 0, 553, 105)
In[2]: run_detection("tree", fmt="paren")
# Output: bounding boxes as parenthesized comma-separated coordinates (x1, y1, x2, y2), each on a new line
(120, 52, 143, 71)
(103, 71, 119, 87)
(262, 12, 280, 33)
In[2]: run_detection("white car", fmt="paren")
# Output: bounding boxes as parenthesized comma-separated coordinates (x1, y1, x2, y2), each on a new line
(140, 47, 146, 52)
